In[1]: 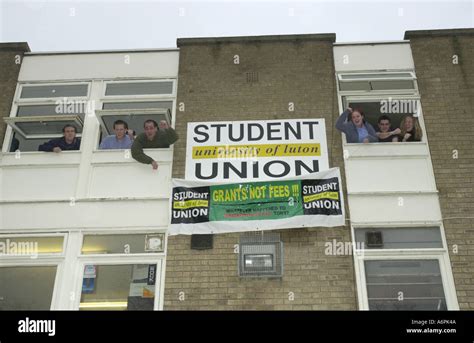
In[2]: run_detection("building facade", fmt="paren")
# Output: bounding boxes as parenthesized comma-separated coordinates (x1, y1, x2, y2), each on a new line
(164, 34, 356, 310)
(0, 43, 30, 149)
(0, 48, 179, 310)
(405, 29, 474, 310)
(0, 28, 472, 310)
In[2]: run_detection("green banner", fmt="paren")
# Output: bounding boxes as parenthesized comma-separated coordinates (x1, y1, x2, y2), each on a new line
(209, 180, 302, 221)
(169, 168, 345, 235)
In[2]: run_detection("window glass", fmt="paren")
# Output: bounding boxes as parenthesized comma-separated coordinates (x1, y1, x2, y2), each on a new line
(370, 80, 415, 90)
(0, 236, 64, 255)
(355, 227, 443, 249)
(17, 104, 85, 119)
(0, 266, 57, 310)
(79, 264, 157, 311)
(13, 119, 83, 136)
(340, 73, 413, 80)
(20, 84, 88, 98)
(365, 260, 447, 310)
(338, 73, 416, 92)
(105, 82, 173, 96)
(339, 81, 370, 91)
(102, 101, 173, 110)
(82, 234, 164, 254)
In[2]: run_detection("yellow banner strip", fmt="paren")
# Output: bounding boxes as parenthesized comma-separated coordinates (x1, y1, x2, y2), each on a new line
(173, 199, 209, 209)
(303, 192, 339, 203)
(192, 143, 321, 159)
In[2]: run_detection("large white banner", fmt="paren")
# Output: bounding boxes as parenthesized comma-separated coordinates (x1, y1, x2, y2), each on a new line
(185, 119, 329, 182)
(169, 168, 345, 235)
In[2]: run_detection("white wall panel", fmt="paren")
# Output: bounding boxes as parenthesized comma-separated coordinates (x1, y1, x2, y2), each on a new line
(345, 158, 435, 193)
(88, 163, 171, 198)
(1, 166, 78, 201)
(334, 43, 414, 71)
(1, 200, 170, 230)
(348, 194, 442, 223)
(19, 51, 179, 81)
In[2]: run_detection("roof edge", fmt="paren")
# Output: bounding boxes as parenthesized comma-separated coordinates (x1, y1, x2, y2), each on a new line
(404, 28, 474, 39)
(0, 42, 30, 52)
(25, 47, 179, 56)
(177, 33, 336, 46)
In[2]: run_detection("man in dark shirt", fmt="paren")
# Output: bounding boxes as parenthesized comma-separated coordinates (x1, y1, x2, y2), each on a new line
(376, 115, 400, 143)
(131, 119, 178, 170)
(38, 124, 81, 152)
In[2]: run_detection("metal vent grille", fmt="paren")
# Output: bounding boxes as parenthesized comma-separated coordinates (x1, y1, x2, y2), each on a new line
(238, 232, 283, 277)
(246, 71, 259, 83)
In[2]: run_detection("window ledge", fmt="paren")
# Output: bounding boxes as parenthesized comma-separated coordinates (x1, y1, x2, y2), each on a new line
(342, 141, 430, 159)
(0, 151, 82, 167)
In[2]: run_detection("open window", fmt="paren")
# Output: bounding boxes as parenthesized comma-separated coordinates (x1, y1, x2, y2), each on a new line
(337, 72, 423, 145)
(6, 106, 85, 152)
(338, 72, 417, 92)
(4, 115, 83, 139)
(97, 79, 176, 149)
(342, 96, 422, 142)
(95, 108, 172, 148)
(5, 83, 89, 152)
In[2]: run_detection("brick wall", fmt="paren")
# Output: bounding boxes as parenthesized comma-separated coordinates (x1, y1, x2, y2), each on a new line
(0, 43, 29, 150)
(406, 29, 474, 309)
(164, 34, 357, 310)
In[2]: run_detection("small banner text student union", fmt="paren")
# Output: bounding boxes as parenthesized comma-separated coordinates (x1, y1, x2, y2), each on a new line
(169, 168, 344, 235)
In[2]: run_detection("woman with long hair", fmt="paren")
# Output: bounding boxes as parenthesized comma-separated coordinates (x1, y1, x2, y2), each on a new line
(335, 107, 378, 143)
(399, 115, 422, 142)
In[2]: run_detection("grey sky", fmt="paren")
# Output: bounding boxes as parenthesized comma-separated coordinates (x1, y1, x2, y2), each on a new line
(1, 0, 473, 52)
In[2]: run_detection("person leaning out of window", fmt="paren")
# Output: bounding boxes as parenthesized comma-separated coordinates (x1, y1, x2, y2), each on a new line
(99, 119, 135, 150)
(399, 114, 423, 142)
(336, 107, 378, 143)
(38, 124, 81, 152)
(131, 119, 178, 170)
(376, 115, 401, 142)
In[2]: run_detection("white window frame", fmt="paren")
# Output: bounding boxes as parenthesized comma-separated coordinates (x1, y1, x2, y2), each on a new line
(16, 82, 90, 103)
(72, 230, 167, 311)
(4, 115, 84, 139)
(0, 232, 68, 258)
(101, 98, 175, 110)
(338, 71, 416, 81)
(80, 230, 167, 255)
(74, 256, 165, 311)
(102, 79, 176, 100)
(337, 70, 418, 95)
(0, 232, 68, 310)
(351, 223, 459, 310)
